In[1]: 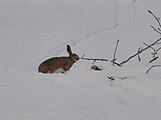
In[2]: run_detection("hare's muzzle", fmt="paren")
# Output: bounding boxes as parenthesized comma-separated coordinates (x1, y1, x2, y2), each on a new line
(72, 54, 79, 62)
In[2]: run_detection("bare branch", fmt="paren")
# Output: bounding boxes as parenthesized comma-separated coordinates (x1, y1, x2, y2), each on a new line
(138, 47, 142, 62)
(112, 40, 119, 66)
(156, 47, 161, 52)
(148, 10, 161, 28)
(146, 65, 161, 74)
(111, 60, 122, 67)
(81, 54, 85, 58)
(151, 25, 161, 34)
(143, 42, 161, 58)
(120, 38, 161, 65)
(143, 42, 156, 51)
(158, 27, 161, 31)
(154, 42, 161, 45)
(81, 57, 109, 62)
(149, 56, 159, 63)
(143, 42, 157, 58)
(81, 56, 122, 67)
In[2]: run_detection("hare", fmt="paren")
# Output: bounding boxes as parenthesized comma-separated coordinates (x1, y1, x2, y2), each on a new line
(38, 45, 79, 74)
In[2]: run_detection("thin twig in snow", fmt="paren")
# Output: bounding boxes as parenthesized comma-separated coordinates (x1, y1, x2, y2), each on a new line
(112, 40, 119, 66)
(81, 57, 109, 62)
(149, 56, 159, 63)
(146, 65, 161, 74)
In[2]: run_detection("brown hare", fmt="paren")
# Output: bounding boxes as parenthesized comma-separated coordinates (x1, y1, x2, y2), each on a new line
(38, 45, 79, 74)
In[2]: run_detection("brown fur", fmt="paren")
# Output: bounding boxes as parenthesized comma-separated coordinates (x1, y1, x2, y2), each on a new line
(38, 45, 79, 74)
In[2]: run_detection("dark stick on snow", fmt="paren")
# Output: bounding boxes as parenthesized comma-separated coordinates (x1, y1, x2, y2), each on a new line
(149, 56, 159, 63)
(120, 38, 161, 65)
(146, 65, 161, 74)
(112, 40, 119, 66)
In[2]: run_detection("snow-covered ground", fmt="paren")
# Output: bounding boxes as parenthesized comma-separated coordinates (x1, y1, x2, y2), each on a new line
(0, 0, 161, 120)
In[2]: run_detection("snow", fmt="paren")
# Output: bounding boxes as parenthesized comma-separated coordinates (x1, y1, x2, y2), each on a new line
(0, 0, 161, 120)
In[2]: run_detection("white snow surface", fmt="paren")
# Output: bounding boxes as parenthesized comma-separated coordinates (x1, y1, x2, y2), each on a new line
(0, 0, 161, 120)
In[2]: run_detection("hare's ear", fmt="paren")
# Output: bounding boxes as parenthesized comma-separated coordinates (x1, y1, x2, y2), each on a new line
(67, 45, 72, 55)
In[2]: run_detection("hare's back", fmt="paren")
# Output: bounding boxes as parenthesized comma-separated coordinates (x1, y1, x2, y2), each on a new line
(42, 57, 69, 66)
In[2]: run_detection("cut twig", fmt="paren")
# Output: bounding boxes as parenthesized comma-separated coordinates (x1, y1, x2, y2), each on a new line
(146, 65, 161, 74)
(112, 40, 119, 66)
(120, 38, 161, 65)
